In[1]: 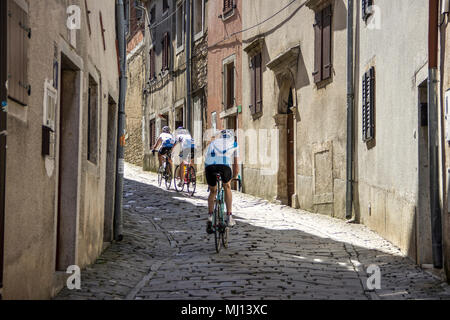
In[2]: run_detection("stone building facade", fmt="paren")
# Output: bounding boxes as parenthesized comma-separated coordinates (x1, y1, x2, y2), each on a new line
(241, 0, 348, 215)
(0, 0, 120, 299)
(125, 0, 146, 166)
(142, 0, 208, 174)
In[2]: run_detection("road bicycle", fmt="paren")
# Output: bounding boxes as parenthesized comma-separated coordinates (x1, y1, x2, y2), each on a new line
(154, 150, 173, 190)
(174, 162, 196, 196)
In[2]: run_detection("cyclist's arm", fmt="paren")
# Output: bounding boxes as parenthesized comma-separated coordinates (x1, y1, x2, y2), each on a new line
(152, 137, 162, 150)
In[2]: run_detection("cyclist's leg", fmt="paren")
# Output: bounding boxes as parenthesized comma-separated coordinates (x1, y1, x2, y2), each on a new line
(221, 166, 235, 226)
(205, 165, 218, 234)
(223, 181, 232, 214)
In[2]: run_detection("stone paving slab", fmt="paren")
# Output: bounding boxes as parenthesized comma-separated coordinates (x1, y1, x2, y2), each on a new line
(55, 163, 450, 300)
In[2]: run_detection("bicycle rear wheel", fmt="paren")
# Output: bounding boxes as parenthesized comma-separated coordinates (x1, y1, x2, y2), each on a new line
(174, 165, 184, 192)
(187, 166, 196, 196)
(165, 164, 172, 190)
(214, 202, 221, 253)
(157, 166, 163, 187)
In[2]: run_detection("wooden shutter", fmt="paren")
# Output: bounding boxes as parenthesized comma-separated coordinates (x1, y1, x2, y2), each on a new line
(362, 67, 375, 142)
(255, 53, 263, 114)
(224, 0, 233, 12)
(150, 48, 155, 79)
(162, 33, 169, 71)
(7, 0, 30, 106)
(150, 119, 156, 146)
(313, 11, 322, 83)
(226, 64, 234, 109)
(322, 5, 332, 80)
(250, 56, 256, 115)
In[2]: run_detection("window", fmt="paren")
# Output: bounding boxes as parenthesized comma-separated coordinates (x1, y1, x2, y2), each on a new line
(149, 119, 156, 147)
(223, 61, 235, 109)
(176, 2, 185, 50)
(88, 76, 99, 164)
(135, 0, 143, 21)
(7, 0, 31, 106)
(362, 67, 375, 142)
(223, 0, 234, 14)
(161, 32, 170, 71)
(149, 47, 156, 80)
(150, 5, 156, 25)
(193, 0, 204, 39)
(250, 52, 263, 115)
(163, 0, 169, 13)
(362, 0, 373, 21)
(313, 5, 332, 84)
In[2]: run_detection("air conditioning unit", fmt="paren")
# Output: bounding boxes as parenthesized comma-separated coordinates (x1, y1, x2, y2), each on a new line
(442, 0, 450, 15)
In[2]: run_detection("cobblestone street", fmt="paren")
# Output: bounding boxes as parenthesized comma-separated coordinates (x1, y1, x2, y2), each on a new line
(56, 163, 450, 300)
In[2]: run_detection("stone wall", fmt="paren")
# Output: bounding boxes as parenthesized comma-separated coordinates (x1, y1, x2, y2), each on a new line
(125, 34, 145, 167)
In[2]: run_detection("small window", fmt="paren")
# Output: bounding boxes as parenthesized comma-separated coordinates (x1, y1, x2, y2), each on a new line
(362, 67, 375, 142)
(163, 0, 169, 13)
(150, 6, 156, 25)
(161, 33, 170, 71)
(88, 76, 99, 164)
(149, 47, 156, 80)
(149, 119, 156, 147)
(362, 0, 373, 21)
(193, 0, 204, 39)
(176, 3, 185, 50)
(249, 52, 263, 116)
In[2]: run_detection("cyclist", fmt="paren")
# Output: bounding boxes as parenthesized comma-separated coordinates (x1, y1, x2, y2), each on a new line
(205, 129, 239, 234)
(173, 127, 195, 188)
(151, 126, 175, 168)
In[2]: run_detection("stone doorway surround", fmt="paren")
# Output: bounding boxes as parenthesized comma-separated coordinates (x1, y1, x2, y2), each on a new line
(267, 44, 301, 208)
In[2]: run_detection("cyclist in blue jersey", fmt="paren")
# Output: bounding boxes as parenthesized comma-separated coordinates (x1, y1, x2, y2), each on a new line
(152, 126, 175, 168)
(205, 129, 239, 234)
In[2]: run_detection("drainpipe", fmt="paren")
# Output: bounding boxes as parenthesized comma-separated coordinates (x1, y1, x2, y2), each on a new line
(0, 0, 7, 296)
(346, 0, 354, 220)
(114, 0, 128, 242)
(186, 0, 192, 132)
(429, 0, 443, 268)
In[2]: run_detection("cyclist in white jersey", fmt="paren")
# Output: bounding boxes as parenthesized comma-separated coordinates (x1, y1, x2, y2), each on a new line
(204, 129, 239, 233)
(173, 127, 195, 188)
(152, 126, 175, 168)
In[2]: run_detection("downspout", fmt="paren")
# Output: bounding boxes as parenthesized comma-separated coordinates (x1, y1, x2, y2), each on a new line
(429, 0, 443, 268)
(114, 0, 128, 242)
(0, 0, 7, 297)
(186, 0, 192, 132)
(346, 0, 354, 220)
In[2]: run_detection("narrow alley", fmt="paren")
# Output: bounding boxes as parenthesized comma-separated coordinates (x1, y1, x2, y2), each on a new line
(56, 164, 450, 300)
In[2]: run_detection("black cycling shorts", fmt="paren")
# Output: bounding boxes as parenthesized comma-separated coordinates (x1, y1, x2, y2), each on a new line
(205, 165, 232, 187)
(159, 147, 171, 156)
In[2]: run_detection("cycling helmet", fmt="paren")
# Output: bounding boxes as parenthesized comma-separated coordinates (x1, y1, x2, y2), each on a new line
(162, 126, 170, 133)
(221, 129, 233, 139)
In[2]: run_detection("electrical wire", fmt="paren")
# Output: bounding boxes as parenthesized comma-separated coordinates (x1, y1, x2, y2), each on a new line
(209, 0, 304, 48)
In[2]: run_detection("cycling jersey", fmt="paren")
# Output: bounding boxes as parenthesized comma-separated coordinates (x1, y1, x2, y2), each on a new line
(159, 133, 175, 149)
(204, 136, 238, 168)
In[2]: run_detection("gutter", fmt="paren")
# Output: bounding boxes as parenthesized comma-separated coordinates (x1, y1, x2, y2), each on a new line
(346, 0, 354, 220)
(114, 0, 128, 242)
(428, 0, 443, 268)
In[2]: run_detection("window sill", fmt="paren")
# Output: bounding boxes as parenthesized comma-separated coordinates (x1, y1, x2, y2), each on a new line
(315, 76, 333, 89)
(221, 8, 235, 21)
(176, 45, 184, 55)
(194, 31, 204, 43)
